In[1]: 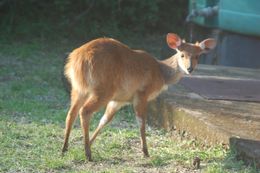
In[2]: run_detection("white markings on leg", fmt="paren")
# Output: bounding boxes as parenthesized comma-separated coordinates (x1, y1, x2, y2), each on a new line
(98, 115, 108, 127)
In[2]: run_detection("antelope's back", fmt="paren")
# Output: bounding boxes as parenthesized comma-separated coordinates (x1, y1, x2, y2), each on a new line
(65, 38, 164, 100)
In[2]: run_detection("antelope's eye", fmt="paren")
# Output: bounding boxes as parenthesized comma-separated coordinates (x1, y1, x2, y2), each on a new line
(181, 54, 185, 58)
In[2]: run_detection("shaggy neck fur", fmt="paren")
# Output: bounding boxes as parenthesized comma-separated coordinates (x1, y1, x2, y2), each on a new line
(158, 55, 184, 85)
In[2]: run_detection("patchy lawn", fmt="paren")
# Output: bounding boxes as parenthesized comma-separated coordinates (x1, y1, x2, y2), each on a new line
(0, 37, 257, 173)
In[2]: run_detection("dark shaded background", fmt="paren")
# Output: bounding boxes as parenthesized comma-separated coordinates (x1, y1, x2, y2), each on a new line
(0, 0, 188, 41)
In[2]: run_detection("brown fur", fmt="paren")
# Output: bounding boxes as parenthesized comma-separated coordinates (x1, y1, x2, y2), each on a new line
(62, 34, 216, 161)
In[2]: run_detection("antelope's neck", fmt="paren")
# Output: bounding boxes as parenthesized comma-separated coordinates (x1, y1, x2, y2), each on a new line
(158, 55, 183, 85)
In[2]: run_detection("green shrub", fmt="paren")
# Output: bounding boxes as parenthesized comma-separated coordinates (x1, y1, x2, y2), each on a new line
(0, 0, 188, 40)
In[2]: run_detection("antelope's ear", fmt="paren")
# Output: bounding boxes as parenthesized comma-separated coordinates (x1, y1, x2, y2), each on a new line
(166, 33, 182, 49)
(199, 38, 217, 52)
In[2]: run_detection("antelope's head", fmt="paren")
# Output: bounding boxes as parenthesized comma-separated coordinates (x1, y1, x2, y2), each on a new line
(166, 33, 216, 74)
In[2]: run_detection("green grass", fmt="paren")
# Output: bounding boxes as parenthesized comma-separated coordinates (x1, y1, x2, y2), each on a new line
(0, 38, 258, 173)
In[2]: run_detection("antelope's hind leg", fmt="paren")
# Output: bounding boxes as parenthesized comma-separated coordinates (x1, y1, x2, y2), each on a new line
(90, 101, 125, 145)
(62, 90, 85, 154)
(79, 94, 112, 161)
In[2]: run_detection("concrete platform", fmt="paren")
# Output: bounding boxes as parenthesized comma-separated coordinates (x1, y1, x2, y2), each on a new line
(147, 65, 260, 168)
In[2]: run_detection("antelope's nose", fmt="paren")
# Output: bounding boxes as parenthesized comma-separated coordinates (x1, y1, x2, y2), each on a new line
(188, 67, 193, 73)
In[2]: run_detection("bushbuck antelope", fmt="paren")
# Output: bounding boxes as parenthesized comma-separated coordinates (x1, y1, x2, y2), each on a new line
(62, 33, 216, 161)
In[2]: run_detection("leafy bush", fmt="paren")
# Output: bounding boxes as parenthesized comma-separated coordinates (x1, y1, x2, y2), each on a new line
(0, 0, 188, 40)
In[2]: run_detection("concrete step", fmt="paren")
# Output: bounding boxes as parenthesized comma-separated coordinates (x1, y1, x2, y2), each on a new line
(147, 65, 260, 168)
